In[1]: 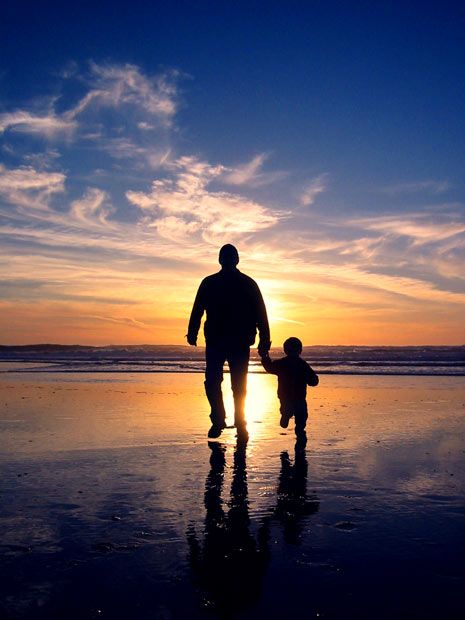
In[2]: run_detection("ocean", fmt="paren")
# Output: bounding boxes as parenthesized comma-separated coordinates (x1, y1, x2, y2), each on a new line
(1, 344, 464, 375)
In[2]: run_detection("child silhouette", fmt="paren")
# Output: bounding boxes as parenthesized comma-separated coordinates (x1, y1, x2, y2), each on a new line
(261, 338, 319, 444)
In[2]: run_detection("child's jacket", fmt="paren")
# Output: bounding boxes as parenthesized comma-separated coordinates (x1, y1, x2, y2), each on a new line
(261, 356, 319, 402)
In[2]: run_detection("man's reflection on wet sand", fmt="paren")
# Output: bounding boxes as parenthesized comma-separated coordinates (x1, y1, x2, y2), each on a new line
(187, 438, 319, 614)
(187, 435, 269, 615)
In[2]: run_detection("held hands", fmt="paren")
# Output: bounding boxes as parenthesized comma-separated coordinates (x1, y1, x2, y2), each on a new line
(186, 333, 197, 346)
(258, 340, 271, 359)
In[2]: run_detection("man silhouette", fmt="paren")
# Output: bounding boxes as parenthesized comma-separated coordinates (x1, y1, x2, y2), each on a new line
(187, 437, 270, 614)
(187, 244, 270, 438)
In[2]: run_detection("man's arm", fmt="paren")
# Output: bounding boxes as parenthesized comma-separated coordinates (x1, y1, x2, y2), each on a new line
(187, 280, 207, 346)
(253, 281, 271, 357)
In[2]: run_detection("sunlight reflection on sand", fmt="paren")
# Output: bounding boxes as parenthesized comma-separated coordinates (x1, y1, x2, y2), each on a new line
(1, 373, 465, 618)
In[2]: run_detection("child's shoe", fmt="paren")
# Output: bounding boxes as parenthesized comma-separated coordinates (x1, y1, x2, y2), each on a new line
(280, 413, 290, 429)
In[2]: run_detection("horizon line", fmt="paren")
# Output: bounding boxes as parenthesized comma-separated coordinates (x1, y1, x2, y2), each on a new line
(1, 343, 464, 349)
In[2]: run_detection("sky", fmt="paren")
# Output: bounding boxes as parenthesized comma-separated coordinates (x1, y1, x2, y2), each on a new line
(1, 1, 464, 346)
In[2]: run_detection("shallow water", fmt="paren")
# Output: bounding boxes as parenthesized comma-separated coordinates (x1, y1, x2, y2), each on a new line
(1, 373, 465, 619)
(2, 344, 465, 375)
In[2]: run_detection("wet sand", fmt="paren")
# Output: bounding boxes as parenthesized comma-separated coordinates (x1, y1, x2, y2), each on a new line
(1, 372, 465, 619)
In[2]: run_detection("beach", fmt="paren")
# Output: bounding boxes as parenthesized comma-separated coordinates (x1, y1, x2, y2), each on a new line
(1, 371, 464, 619)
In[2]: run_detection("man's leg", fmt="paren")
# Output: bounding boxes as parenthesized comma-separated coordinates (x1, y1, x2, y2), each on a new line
(228, 346, 250, 429)
(205, 344, 227, 432)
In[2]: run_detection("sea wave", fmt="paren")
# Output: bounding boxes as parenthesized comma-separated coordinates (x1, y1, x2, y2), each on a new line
(0, 345, 464, 376)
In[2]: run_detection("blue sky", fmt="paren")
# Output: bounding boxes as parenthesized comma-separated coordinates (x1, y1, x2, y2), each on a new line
(1, 1, 465, 344)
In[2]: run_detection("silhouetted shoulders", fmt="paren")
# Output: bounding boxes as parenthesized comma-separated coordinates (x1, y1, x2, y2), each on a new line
(261, 356, 286, 374)
(194, 272, 223, 299)
(188, 267, 270, 347)
(263, 356, 318, 401)
(238, 271, 259, 285)
(208, 269, 257, 284)
(200, 273, 218, 286)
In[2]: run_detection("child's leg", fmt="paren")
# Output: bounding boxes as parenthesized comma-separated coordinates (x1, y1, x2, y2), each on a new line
(279, 401, 292, 428)
(294, 401, 308, 449)
(294, 401, 308, 435)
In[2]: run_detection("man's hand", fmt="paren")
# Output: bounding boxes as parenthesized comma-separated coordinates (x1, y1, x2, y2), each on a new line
(258, 340, 271, 358)
(186, 333, 197, 346)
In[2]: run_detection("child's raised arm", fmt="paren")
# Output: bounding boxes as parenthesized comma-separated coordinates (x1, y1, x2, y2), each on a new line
(261, 354, 278, 375)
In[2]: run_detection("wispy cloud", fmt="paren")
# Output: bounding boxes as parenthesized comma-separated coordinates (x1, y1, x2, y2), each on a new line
(273, 316, 305, 325)
(1, 59, 464, 344)
(222, 153, 286, 187)
(98, 137, 172, 169)
(0, 164, 65, 210)
(153, 216, 202, 243)
(23, 149, 61, 170)
(0, 62, 179, 150)
(351, 213, 465, 245)
(86, 314, 149, 330)
(69, 188, 115, 229)
(66, 63, 179, 124)
(380, 180, 451, 195)
(127, 156, 283, 243)
(300, 173, 328, 206)
(0, 278, 138, 305)
(0, 110, 77, 138)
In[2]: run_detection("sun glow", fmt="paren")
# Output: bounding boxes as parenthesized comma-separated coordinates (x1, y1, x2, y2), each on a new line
(222, 372, 278, 436)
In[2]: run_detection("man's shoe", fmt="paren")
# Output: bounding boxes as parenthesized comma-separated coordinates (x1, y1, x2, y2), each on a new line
(280, 414, 290, 429)
(208, 424, 224, 439)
